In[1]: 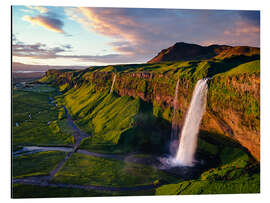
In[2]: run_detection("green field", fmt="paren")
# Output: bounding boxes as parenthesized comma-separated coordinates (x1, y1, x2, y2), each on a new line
(12, 184, 110, 198)
(13, 151, 67, 178)
(12, 183, 156, 198)
(12, 84, 74, 151)
(53, 153, 176, 187)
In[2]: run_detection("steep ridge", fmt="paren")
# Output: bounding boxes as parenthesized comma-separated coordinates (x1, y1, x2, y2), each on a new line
(40, 57, 260, 160)
(148, 42, 259, 63)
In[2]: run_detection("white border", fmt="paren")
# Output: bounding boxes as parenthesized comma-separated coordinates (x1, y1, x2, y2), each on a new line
(2, 0, 270, 203)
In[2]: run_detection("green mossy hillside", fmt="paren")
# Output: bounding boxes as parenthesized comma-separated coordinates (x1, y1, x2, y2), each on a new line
(41, 57, 260, 127)
(55, 81, 170, 153)
(40, 57, 260, 159)
(208, 60, 260, 159)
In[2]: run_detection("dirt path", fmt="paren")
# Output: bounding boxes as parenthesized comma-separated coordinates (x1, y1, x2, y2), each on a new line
(45, 106, 90, 180)
(14, 146, 125, 161)
(64, 106, 89, 150)
(48, 151, 74, 180)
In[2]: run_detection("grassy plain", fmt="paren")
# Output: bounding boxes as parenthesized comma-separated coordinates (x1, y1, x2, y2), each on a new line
(53, 153, 175, 187)
(12, 84, 73, 151)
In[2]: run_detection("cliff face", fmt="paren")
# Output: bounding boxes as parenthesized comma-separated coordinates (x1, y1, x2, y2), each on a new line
(41, 58, 260, 160)
(208, 71, 260, 160)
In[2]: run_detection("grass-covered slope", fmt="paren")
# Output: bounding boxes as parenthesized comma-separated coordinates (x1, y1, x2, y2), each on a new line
(40, 56, 260, 159)
(54, 80, 170, 153)
(63, 84, 140, 145)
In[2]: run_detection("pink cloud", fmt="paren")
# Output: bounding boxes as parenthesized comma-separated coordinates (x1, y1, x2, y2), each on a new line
(22, 15, 65, 34)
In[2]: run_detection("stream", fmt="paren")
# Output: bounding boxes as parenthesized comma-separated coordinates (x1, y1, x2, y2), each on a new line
(13, 146, 124, 160)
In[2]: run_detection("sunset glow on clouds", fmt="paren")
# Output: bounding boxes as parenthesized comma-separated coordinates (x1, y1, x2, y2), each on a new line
(12, 6, 260, 70)
(26, 6, 49, 14)
(22, 15, 65, 33)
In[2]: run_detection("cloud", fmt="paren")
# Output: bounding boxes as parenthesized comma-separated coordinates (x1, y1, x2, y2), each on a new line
(60, 54, 144, 64)
(12, 39, 139, 64)
(224, 21, 260, 37)
(22, 6, 66, 34)
(65, 7, 180, 61)
(22, 15, 65, 33)
(65, 7, 92, 32)
(12, 39, 72, 59)
(15, 8, 260, 65)
(65, 7, 260, 60)
(26, 6, 48, 14)
(238, 10, 260, 26)
(221, 17, 260, 46)
(62, 44, 72, 49)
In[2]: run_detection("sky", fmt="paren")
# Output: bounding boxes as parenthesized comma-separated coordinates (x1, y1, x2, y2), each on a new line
(12, 6, 260, 70)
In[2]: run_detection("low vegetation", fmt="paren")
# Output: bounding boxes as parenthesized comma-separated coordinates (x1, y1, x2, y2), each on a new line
(53, 153, 175, 187)
(13, 151, 67, 178)
(12, 84, 74, 151)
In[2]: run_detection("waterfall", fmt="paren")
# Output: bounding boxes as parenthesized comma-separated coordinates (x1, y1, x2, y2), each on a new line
(110, 74, 117, 94)
(170, 79, 180, 155)
(173, 78, 209, 167)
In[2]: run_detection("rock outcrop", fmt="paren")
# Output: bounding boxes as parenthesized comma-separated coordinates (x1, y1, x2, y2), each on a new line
(148, 42, 259, 63)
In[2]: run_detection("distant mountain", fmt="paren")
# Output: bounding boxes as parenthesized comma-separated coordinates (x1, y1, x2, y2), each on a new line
(147, 42, 260, 63)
